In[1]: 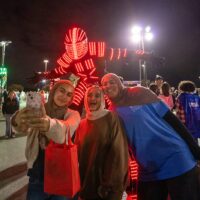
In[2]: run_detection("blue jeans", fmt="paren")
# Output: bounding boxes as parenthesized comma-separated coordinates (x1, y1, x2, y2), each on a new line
(5, 114, 12, 137)
(26, 178, 77, 200)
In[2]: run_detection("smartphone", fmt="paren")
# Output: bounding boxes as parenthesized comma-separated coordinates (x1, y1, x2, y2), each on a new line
(26, 91, 42, 116)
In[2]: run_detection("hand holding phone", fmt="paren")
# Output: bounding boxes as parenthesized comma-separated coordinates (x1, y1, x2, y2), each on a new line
(26, 91, 43, 117)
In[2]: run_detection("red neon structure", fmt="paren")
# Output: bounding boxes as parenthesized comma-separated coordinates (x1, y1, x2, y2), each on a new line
(32, 27, 150, 107)
(128, 159, 138, 200)
(31, 27, 162, 109)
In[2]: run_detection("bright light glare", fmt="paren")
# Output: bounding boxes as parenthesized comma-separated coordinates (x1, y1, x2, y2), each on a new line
(0, 42, 6, 45)
(43, 59, 49, 63)
(131, 26, 142, 34)
(42, 79, 46, 83)
(131, 25, 153, 43)
(145, 26, 151, 32)
(0, 41, 12, 46)
(131, 34, 141, 43)
(145, 32, 153, 41)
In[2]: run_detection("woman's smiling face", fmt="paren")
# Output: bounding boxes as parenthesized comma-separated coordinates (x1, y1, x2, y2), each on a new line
(101, 76, 120, 100)
(53, 84, 74, 107)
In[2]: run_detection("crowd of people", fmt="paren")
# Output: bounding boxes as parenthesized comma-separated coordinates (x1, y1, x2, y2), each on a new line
(1, 74, 200, 200)
(149, 75, 200, 144)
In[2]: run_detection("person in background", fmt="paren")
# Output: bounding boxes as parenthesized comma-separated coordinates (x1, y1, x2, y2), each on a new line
(155, 75, 164, 95)
(2, 88, 8, 103)
(149, 83, 159, 96)
(11, 80, 80, 200)
(159, 82, 175, 111)
(176, 80, 200, 144)
(15, 90, 20, 100)
(2, 90, 19, 138)
(101, 73, 200, 200)
(19, 90, 27, 110)
(75, 85, 128, 200)
(0, 88, 8, 109)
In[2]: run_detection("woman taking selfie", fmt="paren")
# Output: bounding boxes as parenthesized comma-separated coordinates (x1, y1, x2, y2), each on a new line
(12, 80, 81, 200)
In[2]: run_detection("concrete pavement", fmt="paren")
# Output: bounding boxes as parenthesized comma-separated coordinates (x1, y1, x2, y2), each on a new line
(0, 114, 28, 199)
(0, 114, 27, 171)
(0, 114, 6, 138)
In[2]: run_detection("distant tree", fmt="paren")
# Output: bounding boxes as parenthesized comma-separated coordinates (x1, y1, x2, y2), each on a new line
(8, 84, 24, 92)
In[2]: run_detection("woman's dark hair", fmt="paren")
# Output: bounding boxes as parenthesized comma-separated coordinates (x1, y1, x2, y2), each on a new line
(178, 81, 196, 92)
(161, 82, 170, 96)
(149, 83, 159, 95)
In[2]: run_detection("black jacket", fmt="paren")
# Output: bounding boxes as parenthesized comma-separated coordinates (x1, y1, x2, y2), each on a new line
(2, 97, 19, 114)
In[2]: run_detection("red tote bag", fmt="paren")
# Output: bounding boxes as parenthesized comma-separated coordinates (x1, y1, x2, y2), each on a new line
(44, 130, 80, 197)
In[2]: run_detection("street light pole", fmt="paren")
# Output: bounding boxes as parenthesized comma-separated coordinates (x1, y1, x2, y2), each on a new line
(0, 41, 12, 66)
(140, 35, 145, 86)
(0, 41, 11, 106)
(43, 59, 49, 72)
(1, 43, 5, 67)
(131, 26, 153, 86)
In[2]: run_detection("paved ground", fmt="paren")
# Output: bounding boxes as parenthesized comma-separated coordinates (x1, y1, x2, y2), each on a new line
(0, 120, 26, 140)
(0, 113, 27, 170)
(0, 113, 6, 138)
(0, 112, 28, 199)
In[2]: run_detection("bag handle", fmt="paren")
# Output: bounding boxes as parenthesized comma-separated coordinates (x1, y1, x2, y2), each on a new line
(67, 127, 73, 146)
(49, 126, 73, 147)
(62, 127, 73, 147)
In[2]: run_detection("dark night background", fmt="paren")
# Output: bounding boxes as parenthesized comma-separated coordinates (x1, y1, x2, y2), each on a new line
(0, 0, 200, 88)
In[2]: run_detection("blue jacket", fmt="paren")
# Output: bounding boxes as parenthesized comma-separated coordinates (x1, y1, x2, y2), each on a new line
(178, 93, 200, 138)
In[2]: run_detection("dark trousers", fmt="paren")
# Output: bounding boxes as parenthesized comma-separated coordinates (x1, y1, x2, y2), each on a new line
(26, 177, 75, 200)
(138, 166, 200, 200)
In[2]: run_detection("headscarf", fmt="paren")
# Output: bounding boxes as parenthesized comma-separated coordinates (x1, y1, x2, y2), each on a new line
(101, 73, 159, 107)
(45, 80, 75, 119)
(101, 73, 125, 104)
(84, 85, 109, 120)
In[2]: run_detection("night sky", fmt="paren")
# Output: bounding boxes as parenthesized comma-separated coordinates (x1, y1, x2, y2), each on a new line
(0, 0, 200, 88)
